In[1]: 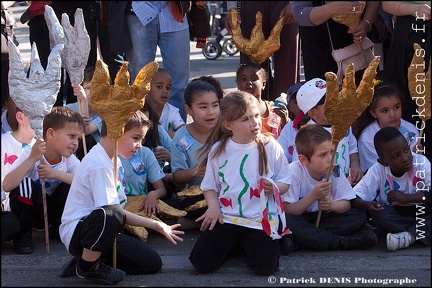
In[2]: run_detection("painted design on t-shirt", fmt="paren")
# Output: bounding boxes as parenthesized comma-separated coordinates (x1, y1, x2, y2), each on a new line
(238, 154, 250, 217)
(219, 160, 228, 194)
(4, 153, 18, 165)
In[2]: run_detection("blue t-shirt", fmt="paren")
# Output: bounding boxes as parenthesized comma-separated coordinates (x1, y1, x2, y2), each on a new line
(119, 146, 165, 196)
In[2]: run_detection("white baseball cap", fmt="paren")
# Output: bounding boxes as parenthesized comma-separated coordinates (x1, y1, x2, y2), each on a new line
(296, 78, 327, 114)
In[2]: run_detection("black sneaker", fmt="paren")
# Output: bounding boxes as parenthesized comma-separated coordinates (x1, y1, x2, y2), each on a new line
(279, 236, 299, 255)
(59, 257, 79, 277)
(76, 259, 126, 285)
(13, 230, 33, 254)
(342, 229, 377, 250)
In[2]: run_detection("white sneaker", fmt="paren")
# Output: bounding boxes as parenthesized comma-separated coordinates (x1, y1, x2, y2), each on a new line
(386, 232, 412, 251)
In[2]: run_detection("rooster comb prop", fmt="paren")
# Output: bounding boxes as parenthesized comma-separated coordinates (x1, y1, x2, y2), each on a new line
(229, 8, 284, 64)
(324, 56, 380, 145)
(90, 60, 159, 140)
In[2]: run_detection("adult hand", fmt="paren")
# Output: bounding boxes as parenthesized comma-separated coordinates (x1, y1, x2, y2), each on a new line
(348, 20, 370, 44)
(280, 3, 296, 25)
(225, 7, 239, 35)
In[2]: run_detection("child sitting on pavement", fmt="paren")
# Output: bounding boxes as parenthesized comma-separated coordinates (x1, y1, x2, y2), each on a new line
(292, 78, 363, 185)
(146, 68, 185, 138)
(59, 110, 184, 285)
(2, 106, 84, 243)
(189, 91, 291, 276)
(235, 62, 289, 138)
(170, 76, 223, 228)
(1, 105, 36, 254)
(118, 112, 168, 216)
(352, 82, 420, 173)
(281, 124, 377, 254)
(352, 126, 430, 251)
(278, 81, 308, 163)
(141, 100, 177, 198)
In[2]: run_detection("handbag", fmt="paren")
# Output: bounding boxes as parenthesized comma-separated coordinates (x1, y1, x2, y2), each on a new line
(326, 21, 375, 84)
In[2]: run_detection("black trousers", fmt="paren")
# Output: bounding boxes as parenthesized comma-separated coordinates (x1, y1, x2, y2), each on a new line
(1, 211, 20, 247)
(69, 205, 162, 275)
(9, 177, 70, 239)
(189, 222, 280, 276)
(285, 208, 368, 250)
(376, 204, 431, 246)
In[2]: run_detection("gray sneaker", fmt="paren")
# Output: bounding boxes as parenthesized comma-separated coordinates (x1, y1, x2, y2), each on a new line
(386, 232, 412, 251)
(76, 259, 126, 285)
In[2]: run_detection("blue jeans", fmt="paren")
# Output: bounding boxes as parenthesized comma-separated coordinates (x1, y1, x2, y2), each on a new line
(126, 14, 190, 121)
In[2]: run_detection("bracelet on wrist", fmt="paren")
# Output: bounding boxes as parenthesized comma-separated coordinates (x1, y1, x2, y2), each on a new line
(362, 19, 372, 32)
(397, 3, 403, 16)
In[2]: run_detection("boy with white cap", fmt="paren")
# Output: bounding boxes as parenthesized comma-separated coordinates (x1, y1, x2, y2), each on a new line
(292, 78, 363, 185)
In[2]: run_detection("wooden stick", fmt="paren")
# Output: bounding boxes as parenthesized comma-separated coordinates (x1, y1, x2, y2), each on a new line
(112, 141, 118, 269)
(315, 143, 338, 228)
(40, 162, 50, 253)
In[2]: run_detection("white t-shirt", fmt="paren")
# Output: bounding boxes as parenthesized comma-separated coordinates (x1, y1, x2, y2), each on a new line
(285, 161, 356, 213)
(292, 119, 358, 176)
(200, 136, 290, 230)
(358, 119, 419, 172)
(9, 145, 80, 196)
(160, 103, 185, 134)
(1, 131, 35, 203)
(353, 153, 430, 205)
(277, 121, 298, 163)
(60, 143, 126, 251)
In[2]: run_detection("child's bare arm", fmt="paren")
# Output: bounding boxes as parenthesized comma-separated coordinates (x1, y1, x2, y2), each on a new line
(348, 152, 363, 184)
(2, 139, 45, 192)
(196, 190, 222, 231)
(139, 179, 167, 216)
(36, 158, 74, 184)
(387, 189, 427, 205)
(173, 165, 204, 184)
(263, 179, 289, 196)
(124, 210, 184, 244)
(323, 198, 351, 213)
(284, 181, 331, 215)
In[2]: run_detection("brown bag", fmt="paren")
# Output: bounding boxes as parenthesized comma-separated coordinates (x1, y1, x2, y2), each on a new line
(332, 37, 375, 83)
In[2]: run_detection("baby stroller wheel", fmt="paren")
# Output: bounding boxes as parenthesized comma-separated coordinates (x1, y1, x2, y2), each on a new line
(202, 41, 223, 60)
(223, 38, 238, 56)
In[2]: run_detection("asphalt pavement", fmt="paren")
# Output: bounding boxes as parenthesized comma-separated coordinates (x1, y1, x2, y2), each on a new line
(2, 3, 431, 287)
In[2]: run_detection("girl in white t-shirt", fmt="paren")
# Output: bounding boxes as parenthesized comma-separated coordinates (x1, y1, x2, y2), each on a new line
(189, 91, 291, 276)
(353, 82, 420, 173)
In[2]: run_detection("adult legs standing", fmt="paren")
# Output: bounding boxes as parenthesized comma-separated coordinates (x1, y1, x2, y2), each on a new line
(126, 14, 189, 122)
(239, 1, 299, 101)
